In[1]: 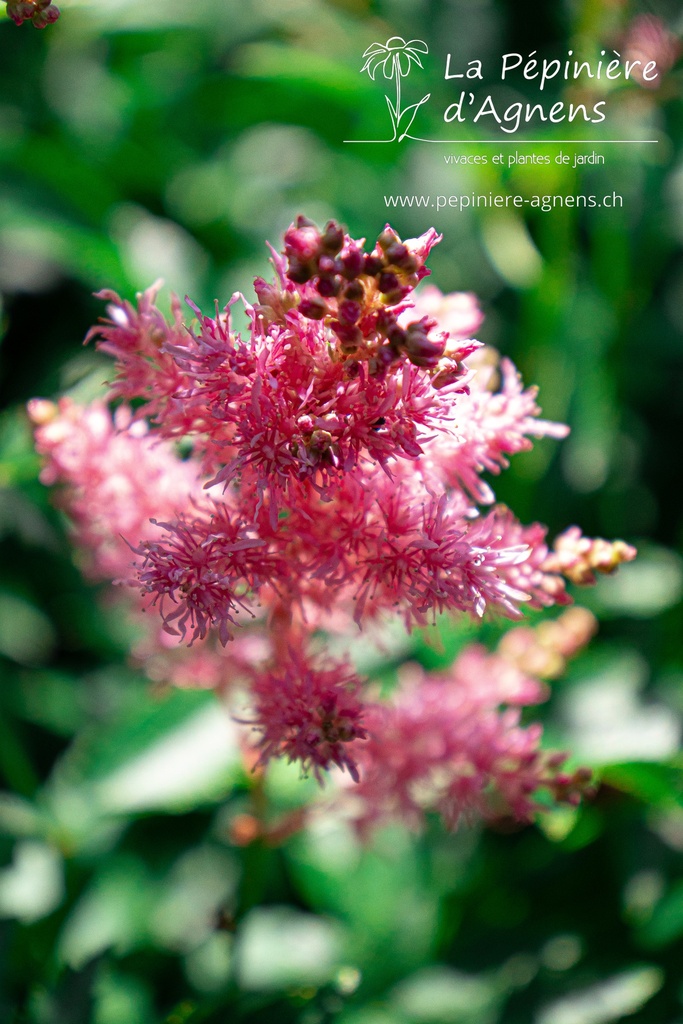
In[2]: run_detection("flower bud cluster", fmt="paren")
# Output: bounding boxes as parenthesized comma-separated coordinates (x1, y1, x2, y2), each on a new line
(282, 216, 455, 376)
(543, 526, 637, 585)
(4, 0, 59, 26)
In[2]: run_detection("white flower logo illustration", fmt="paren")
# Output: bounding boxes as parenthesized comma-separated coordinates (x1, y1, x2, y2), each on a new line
(360, 36, 430, 142)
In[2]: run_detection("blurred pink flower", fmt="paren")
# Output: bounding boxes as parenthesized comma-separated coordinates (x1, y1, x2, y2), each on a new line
(542, 526, 637, 585)
(29, 399, 200, 579)
(622, 14, 680, 88)
(350, 650, 587, 832)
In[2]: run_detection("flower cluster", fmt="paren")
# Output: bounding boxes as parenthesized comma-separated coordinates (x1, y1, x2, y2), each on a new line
(31, 218, 636, 831)
(3, 0, 59, 27)
(350, 610, 597, 833)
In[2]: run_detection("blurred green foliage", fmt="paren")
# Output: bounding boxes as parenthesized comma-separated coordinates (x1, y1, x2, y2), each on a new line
(1, 0, 683, 1021)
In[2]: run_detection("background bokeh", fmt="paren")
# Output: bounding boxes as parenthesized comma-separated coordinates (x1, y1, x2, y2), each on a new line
(1, 0, 683, 1021)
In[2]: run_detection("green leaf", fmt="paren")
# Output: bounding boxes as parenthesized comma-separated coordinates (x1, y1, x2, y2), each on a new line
(235, 906, 344, 991)
(639, 880, 683, 947)
(601, 762, 683, 807)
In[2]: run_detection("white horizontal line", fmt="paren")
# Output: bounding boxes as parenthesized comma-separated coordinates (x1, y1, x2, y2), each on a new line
(344, 139, 659, 144)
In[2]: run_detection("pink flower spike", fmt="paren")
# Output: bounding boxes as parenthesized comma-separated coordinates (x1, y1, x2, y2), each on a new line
(31, 215, 636, 829)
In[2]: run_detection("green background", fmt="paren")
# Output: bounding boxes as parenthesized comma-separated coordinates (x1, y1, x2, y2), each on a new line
(1, 0, 682, 1021)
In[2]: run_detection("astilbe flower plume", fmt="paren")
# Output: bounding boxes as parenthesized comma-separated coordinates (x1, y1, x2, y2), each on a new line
(31, 217, 637, 834)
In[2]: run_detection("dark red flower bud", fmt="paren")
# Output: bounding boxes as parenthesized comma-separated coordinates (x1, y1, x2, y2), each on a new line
(338, 300, 361, 325)
(332, 322, 362, 352)
(340, 247, 364, 280)
(363, 254, 385, 276)
(343, 280, 364, 302)
(33, 2, 59, 24)
(321, 221, 345, 255)
(377, 227, 400, 252)
(299, 297, 328, 320)
(316, 276, 341, 298)
(385, 242, 408, 265)
(383, 285, 411, 306)
(284, 220, 321, 263)
(287, 258, 312, 284)
(378, 271, 399, 295)
(369, 344, 400, 377)
(318, 255, 336, 275)
(375, 309, 396, 334)
(404, 321, 446, 368)
(387, 325, 407, 350)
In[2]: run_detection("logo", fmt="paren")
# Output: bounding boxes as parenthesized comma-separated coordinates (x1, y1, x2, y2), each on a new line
(350, 37, 430, 143)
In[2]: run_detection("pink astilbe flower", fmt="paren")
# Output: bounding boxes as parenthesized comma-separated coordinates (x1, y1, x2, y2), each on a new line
(28, 398, 201, 579)
(31, 216, 637, 833)
(352, 492, 569, 627)
(350, 647, 589, 832)
(85, 284, 188, 426)
(247, 647, 368, 782)
(205, 324, 451, 504)
(132, 504, 287, 646)
(422, 355, 569, 504)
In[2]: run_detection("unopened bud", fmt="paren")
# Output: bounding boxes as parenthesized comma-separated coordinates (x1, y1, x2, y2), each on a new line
(378, 271, 399, 295)
(340, 247, 364, 280)
(32, 2, 59, 25)
(318, 255, 336, 275)
(377, 227, 400, 252)
(375, 309, 396, 334)
(284, 219, 321, 263)
(343, 280, 364, 302)
(298, 297, 328, 321)
(253, 277, 280, 307)
(363, 254, 385, 276)
(321, 221, 345, 255)
(316, 276, 341, 298)
(369, 344, 400, 377)
(338, 300, 361, 325)
(385, 242, 408, 265)
(287, 258, 313, 284)
(387, 325, 407, 350)
(404, 320, 446, 368)
(333, 323, 362, 352)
